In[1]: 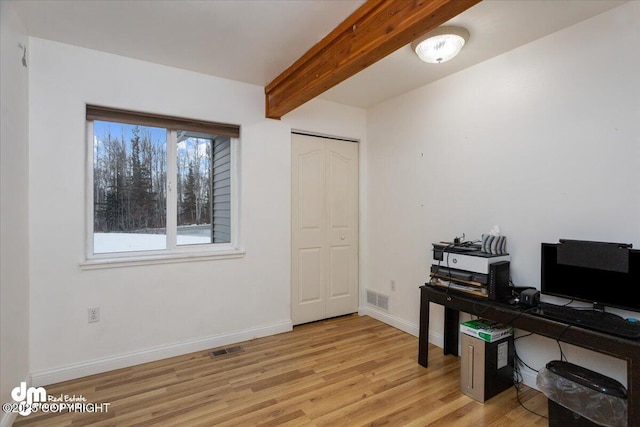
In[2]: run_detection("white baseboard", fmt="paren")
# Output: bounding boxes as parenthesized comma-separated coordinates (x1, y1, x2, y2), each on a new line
(31, 321, 292, 387)
(28, 312, 541, 394)
(426, 327, 444, 349)
(0, 403, 17, 427)
(0, 375, 31, 427)
(518, 367, 540, 391)
(359, 307, 419, 337)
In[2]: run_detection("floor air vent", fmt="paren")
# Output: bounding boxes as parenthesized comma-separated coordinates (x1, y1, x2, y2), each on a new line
(366, 289, 389, 311)
(210, 345, 244, 358)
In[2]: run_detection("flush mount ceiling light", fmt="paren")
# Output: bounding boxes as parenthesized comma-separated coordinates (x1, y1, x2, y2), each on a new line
(411, 26, 470, 64)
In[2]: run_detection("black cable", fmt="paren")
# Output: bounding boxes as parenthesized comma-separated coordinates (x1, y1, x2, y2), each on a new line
(512, 333, 548, 419)
(493, 305, 568, 418)
(554, 324, 572, 362)
(515, 385, 548, 419)
(511, 323, 574, 418)
(514, 334, 538, 373)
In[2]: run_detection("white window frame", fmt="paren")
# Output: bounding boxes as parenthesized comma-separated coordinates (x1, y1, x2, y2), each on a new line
(81, 119, 244, 270)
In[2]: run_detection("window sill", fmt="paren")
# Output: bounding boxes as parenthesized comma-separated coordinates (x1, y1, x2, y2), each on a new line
(79, 248, 246, 270)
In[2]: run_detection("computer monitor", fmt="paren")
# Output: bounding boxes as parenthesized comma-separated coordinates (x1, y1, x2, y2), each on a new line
(541, 240, 640, 313)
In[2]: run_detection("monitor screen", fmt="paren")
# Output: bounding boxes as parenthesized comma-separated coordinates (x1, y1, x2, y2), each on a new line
(541, 241, 640, 313)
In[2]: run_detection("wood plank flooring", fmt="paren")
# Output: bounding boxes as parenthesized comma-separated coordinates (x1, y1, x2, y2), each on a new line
(13, 314, 548, 426)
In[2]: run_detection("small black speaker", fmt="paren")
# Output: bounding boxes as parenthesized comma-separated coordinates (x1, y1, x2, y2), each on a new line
(520, 288, 540, 306)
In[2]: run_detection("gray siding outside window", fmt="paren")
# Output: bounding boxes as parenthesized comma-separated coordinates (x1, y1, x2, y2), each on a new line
(212, 137, 231, 243)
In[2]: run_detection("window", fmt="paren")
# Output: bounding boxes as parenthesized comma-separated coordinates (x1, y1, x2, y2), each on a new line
(86, 106, 240, 264)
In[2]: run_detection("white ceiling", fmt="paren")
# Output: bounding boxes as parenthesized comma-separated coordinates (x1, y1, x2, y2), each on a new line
(12, 0, 627, 110)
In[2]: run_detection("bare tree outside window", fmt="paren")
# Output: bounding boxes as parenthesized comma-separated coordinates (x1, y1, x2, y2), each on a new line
(92, 121, 233, 254)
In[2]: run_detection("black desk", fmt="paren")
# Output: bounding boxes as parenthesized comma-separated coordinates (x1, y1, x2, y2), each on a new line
(419, 284, 640, 426)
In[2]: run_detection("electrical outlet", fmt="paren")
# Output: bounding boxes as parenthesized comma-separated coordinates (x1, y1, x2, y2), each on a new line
(390, 280, 396, 291)
(88, 307, 100, 323)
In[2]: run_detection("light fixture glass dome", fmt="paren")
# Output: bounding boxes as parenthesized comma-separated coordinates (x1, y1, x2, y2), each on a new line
(411, 26, 469, 64)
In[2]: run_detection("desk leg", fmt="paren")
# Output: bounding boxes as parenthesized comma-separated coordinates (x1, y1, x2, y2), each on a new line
(443, 307, 459, 356)
(629, 358, 639, 426)
(418, 287, 430, 367)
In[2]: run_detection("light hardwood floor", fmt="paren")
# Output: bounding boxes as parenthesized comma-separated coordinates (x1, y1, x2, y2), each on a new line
(13, 314, 548, 426)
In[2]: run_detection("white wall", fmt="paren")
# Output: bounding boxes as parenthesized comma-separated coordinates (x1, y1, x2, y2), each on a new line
(365, 2, 639, 388)
(27, 38, 366, 385)
(284, 97, 367, 140)
(0, 1, 31, 426)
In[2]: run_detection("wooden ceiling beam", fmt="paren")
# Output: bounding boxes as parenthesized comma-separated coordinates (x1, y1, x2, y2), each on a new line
(265, 0, 481, 119)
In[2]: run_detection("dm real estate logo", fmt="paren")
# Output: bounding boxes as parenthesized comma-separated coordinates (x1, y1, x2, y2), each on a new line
(6, 382, 46, 416)
(3, 382, 110, 417)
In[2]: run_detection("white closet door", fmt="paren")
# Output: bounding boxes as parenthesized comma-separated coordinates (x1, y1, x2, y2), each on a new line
(291, 133, 359, 325)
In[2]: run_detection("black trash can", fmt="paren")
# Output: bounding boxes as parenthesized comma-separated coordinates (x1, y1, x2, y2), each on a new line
(536, 360, 628, 427)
